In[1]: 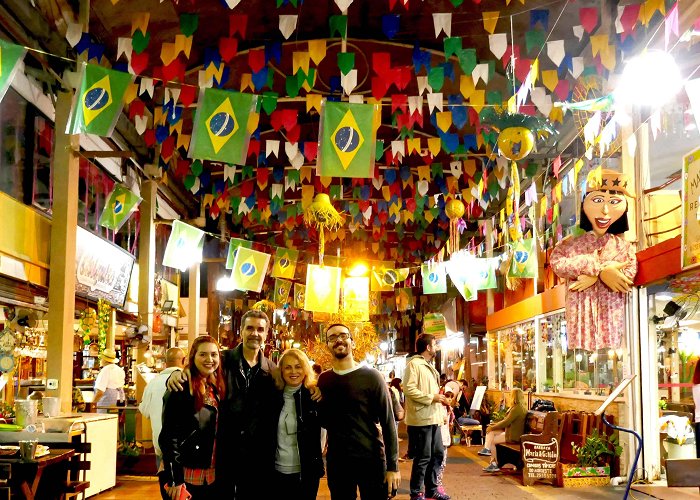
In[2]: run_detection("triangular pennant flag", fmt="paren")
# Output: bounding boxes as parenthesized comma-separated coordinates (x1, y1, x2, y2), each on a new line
(446, 254, 478, 301)
(231, 246, 271, 292)
(0, 40, 26, 104)
(271, 247, 299, 279)
(162, 220, 205, 271)
(99, 184, 141, 231)
(317, 100, 378, 178)
(67, 64, 133, 136)
(421, 263, 447, 294)
(189, 88, 259, 164)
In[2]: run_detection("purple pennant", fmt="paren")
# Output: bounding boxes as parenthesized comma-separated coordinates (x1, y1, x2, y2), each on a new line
(382, 15, 400, 39)
(75, 33, 91, 55)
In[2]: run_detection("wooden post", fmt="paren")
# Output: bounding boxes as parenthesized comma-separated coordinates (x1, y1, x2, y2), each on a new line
(188, 263, 201, 345)
(207, 262, 220, 340)
(45, 91, 80, 413)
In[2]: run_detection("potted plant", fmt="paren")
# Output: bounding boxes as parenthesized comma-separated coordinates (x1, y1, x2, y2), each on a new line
(562, 430, 622, 487)
(661, 414, 696, 459)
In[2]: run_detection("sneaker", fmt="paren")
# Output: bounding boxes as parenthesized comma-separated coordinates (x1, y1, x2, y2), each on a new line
(410, 494, 426, 500)
(477, 447, 491, 456)
(429, 491, 451, 500)
(483, 462, 500, 473)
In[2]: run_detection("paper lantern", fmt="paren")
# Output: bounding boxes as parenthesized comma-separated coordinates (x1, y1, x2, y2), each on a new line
(303, 193, 345, 263)
(497, 127, 535, 161)
(445, 198, 465, 255)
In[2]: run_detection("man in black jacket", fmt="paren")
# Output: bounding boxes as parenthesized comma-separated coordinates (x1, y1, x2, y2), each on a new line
(167, 309, 278, 499)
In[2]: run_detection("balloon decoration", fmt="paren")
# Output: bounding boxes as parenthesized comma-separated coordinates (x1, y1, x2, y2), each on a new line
(445, 198, 465, 255)
(481, 109, 557, 161)
(303, 193, 345, 264)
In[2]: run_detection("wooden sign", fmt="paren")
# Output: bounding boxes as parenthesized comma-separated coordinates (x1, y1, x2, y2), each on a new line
(521, 436, 559, 486)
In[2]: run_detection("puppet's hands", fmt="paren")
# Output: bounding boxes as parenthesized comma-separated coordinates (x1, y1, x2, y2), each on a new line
(569, 274, 598, 292)
(599, 262, 633, 292)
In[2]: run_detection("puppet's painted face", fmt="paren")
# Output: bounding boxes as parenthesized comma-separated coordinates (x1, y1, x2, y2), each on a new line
(583, 190, 627, 236)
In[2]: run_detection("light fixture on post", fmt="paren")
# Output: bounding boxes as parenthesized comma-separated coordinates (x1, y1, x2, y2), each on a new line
(216, 274, 236, 292)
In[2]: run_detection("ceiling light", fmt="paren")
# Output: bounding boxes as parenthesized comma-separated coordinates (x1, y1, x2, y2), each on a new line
(347, 262, 369, 277)
(615, 50, 682, 109)
(216, 276, 236, 291)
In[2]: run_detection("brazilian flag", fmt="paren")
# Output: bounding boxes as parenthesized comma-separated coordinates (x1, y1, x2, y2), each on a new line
(271, 247, 299, 279)
(317, 100, 377, 178)
(476, 258, 497, 290)
(274, 279, 292, 306)
(0, 40, 26, 104)
(421, 263, 446, 295)
(225, 237, 253, 269)
(231, 247, 271, 292)
(67, 65, 132, 136)
(189, 88, 258, 164)
(509, 238, 537, 278)
(99, 184, 141, 231)
(162, 220, 205, 271)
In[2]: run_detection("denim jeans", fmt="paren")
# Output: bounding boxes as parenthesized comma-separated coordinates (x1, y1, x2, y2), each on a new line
(407, 424, 445, 497)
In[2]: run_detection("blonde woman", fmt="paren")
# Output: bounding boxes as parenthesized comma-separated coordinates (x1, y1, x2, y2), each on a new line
(480, 388, 527, 473)
(272, 349, 324, 500)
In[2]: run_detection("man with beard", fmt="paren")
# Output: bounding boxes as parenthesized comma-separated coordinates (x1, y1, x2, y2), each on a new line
(166, 309, 278, 499)
(317, 323, 400, 500)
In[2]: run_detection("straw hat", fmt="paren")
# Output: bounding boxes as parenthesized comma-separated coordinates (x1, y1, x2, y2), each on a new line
(100, 348, 118, 363)
(586, 169, 635, 198)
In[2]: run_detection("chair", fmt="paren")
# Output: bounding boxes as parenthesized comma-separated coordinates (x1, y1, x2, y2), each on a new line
(61, 442, 92, 500)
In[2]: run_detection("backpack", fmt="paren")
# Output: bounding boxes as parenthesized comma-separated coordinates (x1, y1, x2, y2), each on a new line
(390, 387, 405, 421)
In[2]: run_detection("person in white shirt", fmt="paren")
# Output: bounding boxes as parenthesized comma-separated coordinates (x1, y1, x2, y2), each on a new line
(139, 348, 185, 469)
(93, 348, 126, 413)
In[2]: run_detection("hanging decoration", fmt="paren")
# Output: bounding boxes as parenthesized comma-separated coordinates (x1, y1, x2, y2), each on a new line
(97, 299, 111, 354)
(444, 198, 465, 255)
(481, 109, 557, 161)
(303, 193, 345, 264)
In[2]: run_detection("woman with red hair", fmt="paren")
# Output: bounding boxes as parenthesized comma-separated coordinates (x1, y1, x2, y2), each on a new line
(160, 336, 226, 499)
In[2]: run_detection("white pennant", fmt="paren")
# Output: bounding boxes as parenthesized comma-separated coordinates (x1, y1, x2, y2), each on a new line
(266, 140, 280, 158)
(290, 151, 305, 169)
(348, 95, 363, 104)
(450, 161, 462, 177)
(615, 5, 625, 33)
(134, 115, 149, 135)
(417, 180, 430, 196)
(238, 197, 252, 215)
(362, 206, 373, 221)
(285, 176, 297, 192)
(139, 78, 155, 98)
(271, 184, 283, 199)
(573, 25, 584, 41)
(489, 33, 508, 59)
(224, 165, 237, 183)
(66, 22, 83, 48)
(432, 13, 452, 38)
(408, 96, 423, 115)
(341, 69, 358, 95)
(427, 92, 443, 113)
(198, 70, 214, 89)
(416, 76, 429, 96)
(117, 37, 133, 60)
(391, 140, 405, 159)
(334, 0, 353, 11)
(190, 177, 201, 194)
(472, 63, 489, 86)
(546, 40, 565, 67)
(570, 57, 584, 78)
(284, 141, 299, 161)
(372, 175, 384, 190)
(224, 0, 242, 7)
(279, 15, 298, 40)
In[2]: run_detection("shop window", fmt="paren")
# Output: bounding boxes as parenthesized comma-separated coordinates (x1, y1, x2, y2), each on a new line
(77, 157, 115, 235)
(491, 322, 536, 391)
(0, 87, 27, 201)
(32, 115, 53, 213)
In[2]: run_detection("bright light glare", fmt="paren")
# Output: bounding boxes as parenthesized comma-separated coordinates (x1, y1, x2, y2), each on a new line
(347, 262, 369, 277)
(615, 51, 682, 109)
(216, 276, 236, 291)
(379, 341, 389, 351)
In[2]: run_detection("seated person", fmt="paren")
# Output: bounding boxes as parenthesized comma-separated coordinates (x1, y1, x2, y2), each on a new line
(479, 389, 527, 473)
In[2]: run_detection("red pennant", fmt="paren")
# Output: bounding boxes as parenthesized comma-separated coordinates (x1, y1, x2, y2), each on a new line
(248, 139, 260, 158)
(406, 198, 416, 212)
(520, 104, 536, 115)
(388, 0, 398, 9)
(554, 80, 570, 101)
(501, 45, 520, 69)
(130, 52, 149, 74)
(248, 48, 266, 73)
(552, 155, 562, 178)
(286, 124, 301, 144)
(358, 200, 371, 213)
(372, 52, 391, 77)
(229, 14, 248, 38)
(257, 195, 269, 211)
(129, 100, 145, 119)
(389, 181, 402, 197)
(313, 176, 324, 193)
(377, 211, 389, 225)
(162, 59, 185, 82)
(179, 85, 196, 107)
(303, 141, 318, 162)
(176, 159, 190, 179)
(468, 108, 480, 127)
(391, 94, 408, 113)
(393, 67, 412, 91)
(241, 179, 255, 197)
(256, 167, 269, 189)
(620, 4, 641, 41)
(371, 76, 389, 100)
(281, 109, 298, 131)
(410, 110, 423, 128)
(579, 7, 599, 34)
(161, 135, 175, 162)
(396, 112, 411, 130)
(219, 37, 238, 63)
(514, 58, 532, 83)
(269, 110, 285, 131)
(144, 129, 156, 147)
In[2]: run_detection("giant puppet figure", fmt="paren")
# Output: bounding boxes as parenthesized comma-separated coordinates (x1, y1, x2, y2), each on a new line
(550, 169, 637, 352)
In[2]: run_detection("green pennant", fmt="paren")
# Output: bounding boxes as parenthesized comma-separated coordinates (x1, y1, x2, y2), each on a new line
(225, 237, 253, 269)
(242, 164, 254, 178)
(486, 90, 502, 105)
(0, 40, 26, 104)
(329, 15, 348, 38)
(317, 101, 376, 178)
(428, 66, 444, 91)
(449, 0, 464, 6)
(349, 202, 360, 217)
(261, 92, 279, 114)
(375, 140, 384, 161)
(488, 177, 499, 198)
(287, 169, 300, 184)
(132, 29, 150, 54)
(67, 64, 132, 136)
(189, 88, 258, 164)
(337, 52, 355, 75)
(180, 14, 198, 36)
(431, 163, 443, 178)
(525, 29, 545, 54)
(99, 184, 141, 232)
(444, 37, 462, 59)
(457, 48, 477, 75)
(191, 159, 203, 176)
(286, 74, 301, 98)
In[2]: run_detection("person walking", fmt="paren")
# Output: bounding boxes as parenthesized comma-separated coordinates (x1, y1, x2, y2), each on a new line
(139, 347, 185, 470)
(167, 310, 283, 499)
(317, 323, 400, 500)
(403, 334, 450, 500)
(93, 348, 126, 413)
(272, 348, 324, 500)
(160, 336, 225, 499)
(480, 388, 527, 472)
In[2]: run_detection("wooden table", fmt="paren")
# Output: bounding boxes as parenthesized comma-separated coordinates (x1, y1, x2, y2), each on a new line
(0, 448, 74, 500)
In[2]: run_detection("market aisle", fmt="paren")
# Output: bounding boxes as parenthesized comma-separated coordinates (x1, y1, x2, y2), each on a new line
(93, 437, 631, 499)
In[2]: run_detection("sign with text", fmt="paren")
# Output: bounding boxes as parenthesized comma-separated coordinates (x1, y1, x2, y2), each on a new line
(75, 226, 135, 307)
(521, 437, 559, 486)
(682, 145, 700, 269)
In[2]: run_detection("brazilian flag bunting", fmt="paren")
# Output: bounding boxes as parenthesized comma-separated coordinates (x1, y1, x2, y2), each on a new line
(476, 257, 497, 290)
(67, 64, 132, 136)
(0, 40, 26, 105)
(225, 237, 253, 269)
(189, 88, 258, 164)
(447, 259, 478, 302)
(231, 246, 270, 292)
(317, 100, 377, 178)
(99, 184, 141, 231)
(371, 266, 409, 291)
(271, 247, 299, 279)
(294, 283, 306, 309)
(162, 220, 205, 271)
(509, 238, 537, 278)
(274, 278, 292, 306)
(421, 263, 447, 295)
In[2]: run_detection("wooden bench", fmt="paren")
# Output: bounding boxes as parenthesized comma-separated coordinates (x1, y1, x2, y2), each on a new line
(494, 410, 561, 471)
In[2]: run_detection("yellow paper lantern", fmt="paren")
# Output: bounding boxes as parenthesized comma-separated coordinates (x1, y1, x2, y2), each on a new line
(445, 198, 465, 220)
(497, 126, 535, 161)
(445, 198, 465, 255)
(303, 193, 345, 264)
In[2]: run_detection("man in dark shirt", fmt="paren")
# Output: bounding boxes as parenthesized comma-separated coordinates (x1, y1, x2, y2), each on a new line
(317, 323, 400, 500)
(166, 309, 277, 499)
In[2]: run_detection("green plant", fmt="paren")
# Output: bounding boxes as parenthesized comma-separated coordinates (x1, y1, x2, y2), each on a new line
(658, 399, 667, 411)
(491, 407, 507, 423)
(118, 440, 142, 457)
(571, 430, 622, 467)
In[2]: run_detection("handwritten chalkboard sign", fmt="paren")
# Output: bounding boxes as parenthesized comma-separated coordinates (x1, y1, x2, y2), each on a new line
(521, 436, 559, 486)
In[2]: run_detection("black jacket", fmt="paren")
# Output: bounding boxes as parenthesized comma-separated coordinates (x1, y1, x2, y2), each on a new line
(217, 344, 278, 473)
(273, 386, 325, 481)
(159, 380, 219, 485)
